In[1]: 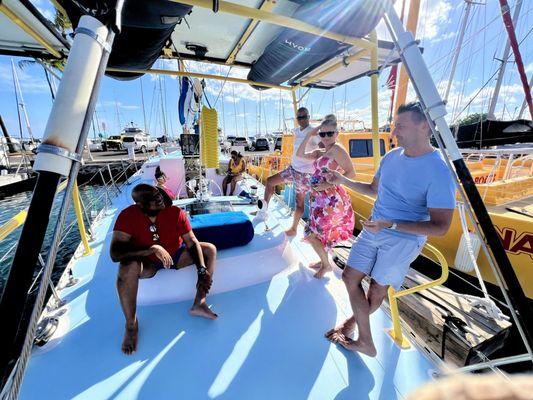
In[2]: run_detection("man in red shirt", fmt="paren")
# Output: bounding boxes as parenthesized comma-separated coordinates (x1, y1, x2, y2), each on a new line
(110, 184, 218, 355)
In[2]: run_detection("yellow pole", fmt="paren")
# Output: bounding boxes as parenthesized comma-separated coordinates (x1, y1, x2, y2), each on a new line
(72, 181, 92, 256)
(394, 0, 421, 117)
(0, 210, 28, 242)
(387, 287, 410, 348)
(291, 90, 298, 129)
(0, 3, 63, 59)
(106, 67, 292, 91)
(370, 30, 381, 171)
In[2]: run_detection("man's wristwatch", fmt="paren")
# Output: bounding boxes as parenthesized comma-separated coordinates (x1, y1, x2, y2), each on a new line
(197, 266, 208, 275)
(389, 222, 398, 230)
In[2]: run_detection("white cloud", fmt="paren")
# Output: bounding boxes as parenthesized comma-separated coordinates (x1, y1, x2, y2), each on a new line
(0, 62, 49, 94)
(418, 0, 453, 40)
(96, 100, 140, 111)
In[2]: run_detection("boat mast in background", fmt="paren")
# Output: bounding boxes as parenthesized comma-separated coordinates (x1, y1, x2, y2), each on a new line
(10, 59, 34, 142)
(443, 0, 479, 104)
(518, 75, 532, 119)
(495, 0, 533, 120)
(487, 0, 524, 119)
(392, 0, 420, 118)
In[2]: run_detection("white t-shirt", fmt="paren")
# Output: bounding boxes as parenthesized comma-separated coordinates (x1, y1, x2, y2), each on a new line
(291, 126, 320, 173)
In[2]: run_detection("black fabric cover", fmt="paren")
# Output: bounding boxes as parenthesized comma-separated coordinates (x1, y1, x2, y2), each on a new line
(55, 0, 191, 80)
(107, 0, 192, 80)
(247, 0, 386, 90)
(454, 119, 533, 148)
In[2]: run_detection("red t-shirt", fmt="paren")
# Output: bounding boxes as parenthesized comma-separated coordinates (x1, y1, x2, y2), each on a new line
(113, 205, 192, 262)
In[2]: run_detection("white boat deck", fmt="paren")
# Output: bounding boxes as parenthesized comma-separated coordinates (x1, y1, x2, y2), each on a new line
(19, 176, 435, 399)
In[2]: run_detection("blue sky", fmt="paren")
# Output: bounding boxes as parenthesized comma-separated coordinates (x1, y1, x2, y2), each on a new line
(0, 0, 531, 139)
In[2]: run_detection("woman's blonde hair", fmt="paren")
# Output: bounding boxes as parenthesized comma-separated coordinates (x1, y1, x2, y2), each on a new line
(322, 114, 338, 130)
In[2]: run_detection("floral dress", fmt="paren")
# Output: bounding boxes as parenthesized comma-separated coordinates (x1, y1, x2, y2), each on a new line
(304, 156, 355, 250)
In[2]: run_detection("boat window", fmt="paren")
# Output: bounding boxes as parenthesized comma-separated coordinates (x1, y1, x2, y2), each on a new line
(349, 139, 386, 158)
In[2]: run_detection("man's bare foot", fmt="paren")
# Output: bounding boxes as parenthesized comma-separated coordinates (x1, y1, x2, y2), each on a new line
(313, 263, 332, 279)
(309, 261, 322, 270)
(331, 334, 377, 357)
(285, 227, 297, 236)
(325, 317, 356, 341)
(122, 320, 138, 355)
(190, 303, 218, 320)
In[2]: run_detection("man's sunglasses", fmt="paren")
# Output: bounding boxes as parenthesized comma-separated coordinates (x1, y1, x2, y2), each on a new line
(319, 131, 336, 138)
(296, 115, 309, 120)
(149, 223, 160, 242)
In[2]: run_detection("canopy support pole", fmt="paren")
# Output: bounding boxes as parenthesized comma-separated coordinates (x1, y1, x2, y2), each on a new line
(370, 30, 381, 171)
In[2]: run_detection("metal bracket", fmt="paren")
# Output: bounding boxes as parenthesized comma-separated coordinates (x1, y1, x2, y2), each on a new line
(34, 316, 59, 347)
(36, 144, 82, 163)
(72, 27, 112, 53)
(399, 39, 420, 55)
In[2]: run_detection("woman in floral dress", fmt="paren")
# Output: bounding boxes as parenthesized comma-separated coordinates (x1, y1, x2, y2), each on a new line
(296, 114, 356, 278)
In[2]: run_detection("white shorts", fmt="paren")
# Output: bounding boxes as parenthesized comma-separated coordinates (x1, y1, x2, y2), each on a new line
(346, 229, 426, 290)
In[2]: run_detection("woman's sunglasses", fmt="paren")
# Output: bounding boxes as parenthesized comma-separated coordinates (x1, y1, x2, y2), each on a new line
(149, 223, 160, 242)
(296, 115, 309, 120)
(319, 131, 336, 138)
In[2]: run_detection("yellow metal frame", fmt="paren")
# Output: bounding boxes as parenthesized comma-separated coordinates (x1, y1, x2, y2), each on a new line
(106, 67, 294, 91)
(0, 180, 92, 256)
(0, 3, 62, 59)
(225, 0, 276, 64)
(387, 243, 449, 348)
(174, 0, 373, 51)
(369, 30, 381, 171)
(297, 49, 370, 89)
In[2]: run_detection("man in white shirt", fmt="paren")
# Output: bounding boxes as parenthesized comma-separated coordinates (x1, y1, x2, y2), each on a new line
(257, 107, 320, 236)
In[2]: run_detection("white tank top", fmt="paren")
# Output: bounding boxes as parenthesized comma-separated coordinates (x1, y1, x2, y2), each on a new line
(291, 126, 320, 173)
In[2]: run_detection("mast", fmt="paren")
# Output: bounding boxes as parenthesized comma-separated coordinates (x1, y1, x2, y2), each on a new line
(393, 0, 421, 116)
(517, 75, 532, 119)
(496, 0, 533, 120)
(11, 60, 34, 141)
(487, 0, 523, 119)
(443, 0, 475, 104)
(140, 77, 148, 134)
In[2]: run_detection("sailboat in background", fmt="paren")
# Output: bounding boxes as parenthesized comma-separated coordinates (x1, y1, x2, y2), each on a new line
(0, 61, 38, 198)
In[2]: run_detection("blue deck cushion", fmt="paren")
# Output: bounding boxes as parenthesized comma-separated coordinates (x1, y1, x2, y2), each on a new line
(190, 211, 254, 250)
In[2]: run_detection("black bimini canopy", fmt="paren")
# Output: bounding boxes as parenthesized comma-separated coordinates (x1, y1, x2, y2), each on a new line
(37, 0, 398, 88)
(0, 0, 69, 59)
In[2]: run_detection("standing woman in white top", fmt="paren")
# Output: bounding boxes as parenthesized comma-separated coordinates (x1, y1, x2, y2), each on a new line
(255, 107, 320, 236)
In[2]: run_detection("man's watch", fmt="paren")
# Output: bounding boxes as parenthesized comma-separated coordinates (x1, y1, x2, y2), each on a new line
(197, 266, 208, 275)
(389, 222, 398, 230)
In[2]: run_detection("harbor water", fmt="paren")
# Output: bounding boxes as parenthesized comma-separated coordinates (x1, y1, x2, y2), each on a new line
(0, 184, 109, 297)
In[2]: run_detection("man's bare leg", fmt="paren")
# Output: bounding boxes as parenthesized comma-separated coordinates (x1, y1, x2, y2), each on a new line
(334, 267, 377, 357)
(285, 191, 305, 236)
(177, 243, 219, 319)
(251, 172, 284, 215)
(326, 281, 387, 343)
(306, 233, 332, 279)
(116, 260, 156, 355)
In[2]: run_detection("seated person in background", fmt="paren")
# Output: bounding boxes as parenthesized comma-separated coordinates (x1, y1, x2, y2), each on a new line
(110, 184, 218, 355)
(222, 150, 246, 196)
(154, 166, 176, 199)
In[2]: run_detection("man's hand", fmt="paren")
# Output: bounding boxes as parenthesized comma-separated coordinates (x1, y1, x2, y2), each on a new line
(362, 219, 392, 234)
(196, 271, 213, 294)
(324, 169, 344, 185)
(151, 244, 173, 268)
